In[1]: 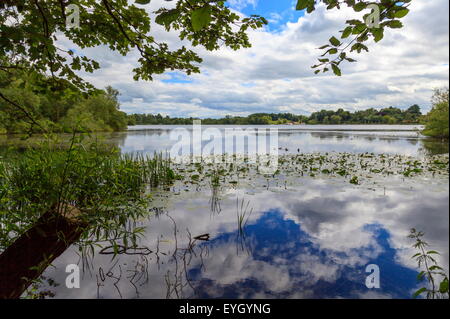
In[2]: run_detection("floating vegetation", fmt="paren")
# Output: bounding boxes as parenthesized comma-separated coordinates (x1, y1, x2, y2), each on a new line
(350, 176, 359, 185)
(167, 152, 449, 194)
(1, 143, 448, 299)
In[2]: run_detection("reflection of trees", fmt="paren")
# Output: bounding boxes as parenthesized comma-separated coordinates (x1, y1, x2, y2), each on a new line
(308, 132, 382, 142)
(105, 132, 127, 149)
(378, 136, 400, 144)
(309, 132, 348, 140)
(419, 138, 449, 156)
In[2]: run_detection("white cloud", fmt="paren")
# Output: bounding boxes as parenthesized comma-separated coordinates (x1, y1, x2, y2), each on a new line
(60, 0, 449, 117)
(228, 0, 259, 10)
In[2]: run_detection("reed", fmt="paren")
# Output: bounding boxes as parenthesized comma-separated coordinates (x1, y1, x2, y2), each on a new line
(0, 136, 176, 254)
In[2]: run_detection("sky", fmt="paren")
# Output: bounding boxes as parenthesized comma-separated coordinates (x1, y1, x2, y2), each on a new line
(62, 0, 449, 117)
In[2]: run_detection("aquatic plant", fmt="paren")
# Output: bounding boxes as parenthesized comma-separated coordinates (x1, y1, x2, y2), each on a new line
(409, 229, 449, 299)
(350, 176, 359, 185)
(163, 151, 448, 197)
(236, 197, 253, 255)
(236, 197, 253, 235)
(0, 134, 176, 254)
(208, 169, 222, 215)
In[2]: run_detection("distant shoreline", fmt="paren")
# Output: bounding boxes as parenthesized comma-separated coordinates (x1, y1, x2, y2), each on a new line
(0, 124, 425, 136)
(127, 124, 424, 133)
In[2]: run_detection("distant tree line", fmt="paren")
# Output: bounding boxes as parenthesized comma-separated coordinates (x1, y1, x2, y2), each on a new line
(128, 105, 423, 126)
(4, 67, 446, 139)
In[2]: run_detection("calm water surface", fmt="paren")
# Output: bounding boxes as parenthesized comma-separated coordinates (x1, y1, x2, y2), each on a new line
(109, 125, 447, 156)
(3, 125, 448, 299)
(39, 177, 449, 299)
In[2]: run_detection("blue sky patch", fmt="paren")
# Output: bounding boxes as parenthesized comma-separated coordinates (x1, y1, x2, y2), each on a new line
(228, 0, 306, 31)
(161, 72, 194, 84)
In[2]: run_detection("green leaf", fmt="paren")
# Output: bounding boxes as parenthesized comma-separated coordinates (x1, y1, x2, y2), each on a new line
(135, 0, 151, 4)
(328, 48, 338, 55)
(427, 250, 440, 255)
(155, 9, 180, 27)
(417, 271, 426, 281)
(413, 287, 427, 298)
(372, 28, 384, 43)
(352, 24, 367, 35)
(439, 278, 449, 294)
(331, 64, 341, 76)
(321, 48, 337, 56)
(387, 20, 403, 29)
(429, 265, 443, 271)
(346, 19, 362, 26)
(296, 0, 315, 12)
(296, 0, 310, 10)
(329, 36, 341, 46)
(350, 43, 369, 53)
(341, 26, 352, 39)
(353, 2, 366, 12)
(191, 5, 212, 32)
(394, 8, 410, 18)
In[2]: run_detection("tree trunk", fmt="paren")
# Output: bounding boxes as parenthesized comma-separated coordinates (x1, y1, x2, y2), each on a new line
(0, 205, 86, 299)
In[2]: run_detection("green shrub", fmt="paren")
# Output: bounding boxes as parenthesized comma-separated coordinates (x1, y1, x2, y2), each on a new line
(422, 89, 449, 139)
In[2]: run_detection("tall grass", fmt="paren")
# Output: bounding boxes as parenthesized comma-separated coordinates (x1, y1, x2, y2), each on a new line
(0, 135, 176, 254)
(209, 169, 222, 215)
(236, 197, 253, 255)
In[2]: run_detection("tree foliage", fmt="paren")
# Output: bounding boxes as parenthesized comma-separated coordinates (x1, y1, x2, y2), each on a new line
(0, 0, 266, 92)
(0, 1, 412, 125)
(422, 88, 449, 139)
(0, 70, 127, 134)
(0, 0, 269, 127)
(299, 0, 412, 76)
(128, 105, 422, 125)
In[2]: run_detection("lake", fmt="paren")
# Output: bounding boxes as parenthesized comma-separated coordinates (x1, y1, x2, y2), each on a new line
(100, 124, 446, 157)
(2, 125, 449, 299)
